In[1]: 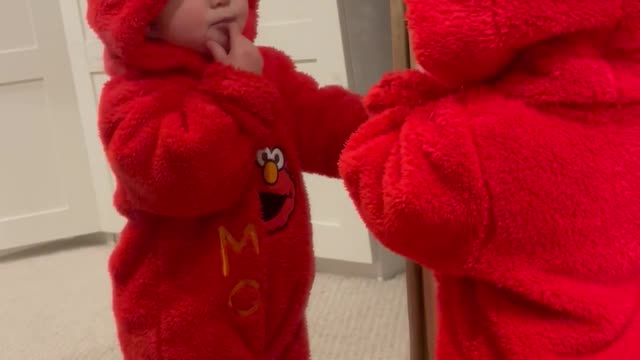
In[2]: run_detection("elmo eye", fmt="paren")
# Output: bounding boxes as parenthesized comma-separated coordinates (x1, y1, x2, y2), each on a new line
(256, 148, 271, 166)
(272, 148, 285, 169)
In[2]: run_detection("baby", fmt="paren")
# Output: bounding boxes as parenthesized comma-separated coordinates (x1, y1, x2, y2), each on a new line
(87, 0, 366, 359)
(340, 0, 640, 359)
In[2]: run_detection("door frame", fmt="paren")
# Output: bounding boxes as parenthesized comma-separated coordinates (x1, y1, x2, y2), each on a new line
(58, 0, 125, 233)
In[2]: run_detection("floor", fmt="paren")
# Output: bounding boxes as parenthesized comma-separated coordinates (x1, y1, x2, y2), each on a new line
(0, 237, 409, 360)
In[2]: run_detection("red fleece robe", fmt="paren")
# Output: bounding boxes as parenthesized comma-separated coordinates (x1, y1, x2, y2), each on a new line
(86, 0, 366, 359)
(340, 1, 640, 359)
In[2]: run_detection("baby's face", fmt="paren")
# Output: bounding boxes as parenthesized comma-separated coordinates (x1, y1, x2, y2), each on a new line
(151, 0, 249, 54)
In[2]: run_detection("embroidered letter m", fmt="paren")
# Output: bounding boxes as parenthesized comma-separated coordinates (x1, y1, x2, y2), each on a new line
(219, 225, 259, 277)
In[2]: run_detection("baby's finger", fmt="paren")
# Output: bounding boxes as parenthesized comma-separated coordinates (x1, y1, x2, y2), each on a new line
(207, 41, 229, 64)
(228, 22, 244, 45)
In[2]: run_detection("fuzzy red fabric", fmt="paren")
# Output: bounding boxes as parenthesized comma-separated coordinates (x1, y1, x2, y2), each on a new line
(340, 1, 640, 359)
(86, 0, 366, 359)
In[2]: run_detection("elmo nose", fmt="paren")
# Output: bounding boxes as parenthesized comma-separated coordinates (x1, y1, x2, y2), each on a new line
(263, 161, 278, 185)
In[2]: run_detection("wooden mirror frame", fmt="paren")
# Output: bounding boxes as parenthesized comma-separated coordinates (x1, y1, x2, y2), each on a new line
(389, 1, 438, 359)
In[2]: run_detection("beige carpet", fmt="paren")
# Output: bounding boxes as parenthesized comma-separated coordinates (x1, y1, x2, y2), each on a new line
(0, 237, 408, 360)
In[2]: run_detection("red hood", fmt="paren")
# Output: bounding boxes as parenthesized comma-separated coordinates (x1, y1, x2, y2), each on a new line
(87, 0, 259, 75)
(404, 0, 631, 86)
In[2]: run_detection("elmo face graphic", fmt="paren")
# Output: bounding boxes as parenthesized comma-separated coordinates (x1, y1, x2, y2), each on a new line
(256, 147, 296, 233)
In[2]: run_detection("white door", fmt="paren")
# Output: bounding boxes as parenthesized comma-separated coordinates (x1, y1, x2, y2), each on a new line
(256, 0, 373, 264)
(0, 0, 99, 249)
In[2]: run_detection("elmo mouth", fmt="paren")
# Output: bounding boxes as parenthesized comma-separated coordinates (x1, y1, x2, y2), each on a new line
(259, 192, 289, 222)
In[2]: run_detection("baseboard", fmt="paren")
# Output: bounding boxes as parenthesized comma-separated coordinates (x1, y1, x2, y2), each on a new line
(315, 254, 405, 280)
(370, 239, 406, 280)
(315, 257, 379, 278)
(3, 231, 404, 281)
(2, 232, 406, 282)
(0, 232, 115, 263)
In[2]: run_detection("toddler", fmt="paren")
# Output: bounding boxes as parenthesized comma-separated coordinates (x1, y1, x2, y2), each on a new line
(340, 0, 640, 359)
(87, 0, 366, 359)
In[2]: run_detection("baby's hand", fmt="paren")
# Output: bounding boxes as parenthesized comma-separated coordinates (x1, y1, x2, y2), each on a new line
(208, 23, 263, 75)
